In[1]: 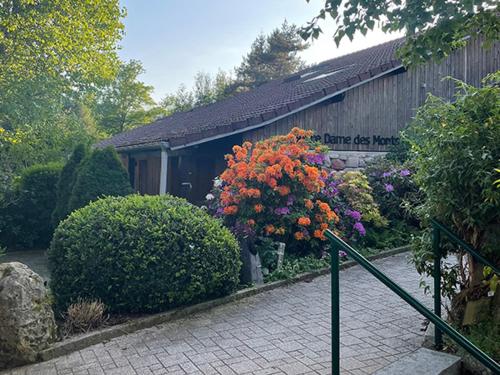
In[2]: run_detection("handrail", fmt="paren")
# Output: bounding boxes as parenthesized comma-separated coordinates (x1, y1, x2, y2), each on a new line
(431, 219, 499, 348)
(431, 219, 500, 275)
(326, 229, 500, 375)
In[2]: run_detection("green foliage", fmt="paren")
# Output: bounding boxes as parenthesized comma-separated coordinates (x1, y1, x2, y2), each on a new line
(265, 254, 330, 283)
(0, 0, 125, 128)
(161, 70, 233, 115)
(49, 194, 241, 313)
(51, 144, 88, 226)
(301, 0, 499, 66)
(0, 109, 98, 195)
(364, 157, 421, 225)
(93, 60, 164, 135)
(407, 75, 500, 322)
(362, 221, 418, 253)
(0, 162, 62, 249)
(406, 76, 500, 256)
(68, 147, 133, 213)
(453, 319, 500, 362)
(335, 171, 387, 228)
(233, 21, 308, 91)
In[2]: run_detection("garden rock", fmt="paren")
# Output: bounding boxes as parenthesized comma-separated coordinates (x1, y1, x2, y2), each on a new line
(0, 262, 56, 369)
(239, 238, 264, 285)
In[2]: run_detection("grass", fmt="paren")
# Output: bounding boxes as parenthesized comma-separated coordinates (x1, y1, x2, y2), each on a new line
(460, 319, 499, 361)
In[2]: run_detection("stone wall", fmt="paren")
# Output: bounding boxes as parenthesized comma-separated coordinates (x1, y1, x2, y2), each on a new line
(326, 151, 386, 170)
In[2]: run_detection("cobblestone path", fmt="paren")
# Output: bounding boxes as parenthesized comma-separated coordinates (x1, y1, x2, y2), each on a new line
(3, 252, 432, 375)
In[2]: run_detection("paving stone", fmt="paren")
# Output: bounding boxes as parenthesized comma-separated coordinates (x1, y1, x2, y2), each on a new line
(1, 254, 433, 375)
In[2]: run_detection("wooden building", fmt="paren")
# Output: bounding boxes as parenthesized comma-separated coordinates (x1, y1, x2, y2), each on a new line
(99, 37, 500, 203)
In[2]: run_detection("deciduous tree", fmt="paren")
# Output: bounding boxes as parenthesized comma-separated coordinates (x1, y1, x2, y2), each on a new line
(93, 60, 164, 135)
(0, 0, 125, 127)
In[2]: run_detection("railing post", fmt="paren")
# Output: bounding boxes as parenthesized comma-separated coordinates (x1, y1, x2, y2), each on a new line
(432, 224, 443, 349)
(331, 246, 340, 375)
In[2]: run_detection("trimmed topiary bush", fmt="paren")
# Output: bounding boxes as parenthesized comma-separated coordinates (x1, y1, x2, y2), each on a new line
(49, 194, 241, 313)
(51, 144, 88, 227)
(67, 147, 133, 213)
(0, 162, 62, 249)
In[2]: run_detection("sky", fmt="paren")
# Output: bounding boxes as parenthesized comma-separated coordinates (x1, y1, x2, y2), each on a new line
(118, 0, 402, 101)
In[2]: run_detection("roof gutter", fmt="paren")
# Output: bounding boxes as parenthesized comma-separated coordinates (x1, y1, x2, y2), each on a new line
(169, 64, 404, 151)
(114, 141, 171, 153)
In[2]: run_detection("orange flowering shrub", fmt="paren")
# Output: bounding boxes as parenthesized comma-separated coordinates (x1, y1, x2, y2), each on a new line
(208, 127, 338, 256)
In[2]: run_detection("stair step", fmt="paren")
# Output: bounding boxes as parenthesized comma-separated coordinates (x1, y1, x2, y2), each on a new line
(374, 348, 461, 375)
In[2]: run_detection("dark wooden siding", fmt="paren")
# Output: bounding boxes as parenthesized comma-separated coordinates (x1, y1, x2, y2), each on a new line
(122, 151, 161, 195)
(243, 38, 499, 151)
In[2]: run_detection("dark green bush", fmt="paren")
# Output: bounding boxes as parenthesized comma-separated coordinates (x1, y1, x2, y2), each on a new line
(0, 162, 62, 249)
(51, 144, 88, 226)
(49, 194, 241, 313)
(68, 146, 133, 212)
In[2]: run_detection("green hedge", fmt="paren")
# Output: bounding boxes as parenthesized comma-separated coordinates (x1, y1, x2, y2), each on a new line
(49, 194, 241, 313)
(0, 162, 62, 249)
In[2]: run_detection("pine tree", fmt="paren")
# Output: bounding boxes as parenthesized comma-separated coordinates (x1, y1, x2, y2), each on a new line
(233, 21, 308, 91)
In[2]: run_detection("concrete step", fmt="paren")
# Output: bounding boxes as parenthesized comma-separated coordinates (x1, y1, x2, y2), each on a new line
(374, 348, 462, 375)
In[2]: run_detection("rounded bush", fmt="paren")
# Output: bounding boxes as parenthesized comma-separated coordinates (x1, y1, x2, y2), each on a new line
(49, 194, 241, 313)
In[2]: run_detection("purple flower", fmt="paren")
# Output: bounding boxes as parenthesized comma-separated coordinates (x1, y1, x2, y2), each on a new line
(353, 222, 366, 236)
(306, 153, 326, 165)
(274, 207, 291, 215)
(215, 207, 224, 217)
(382, 171, 392, 178)
(232, 221, 255, 237)
(346, 209, 362, 221)
(339, 250, 347, 258)
(400, 169, 411, 177)
(384, 183, 394, 193)
(286, 195, 295, 206)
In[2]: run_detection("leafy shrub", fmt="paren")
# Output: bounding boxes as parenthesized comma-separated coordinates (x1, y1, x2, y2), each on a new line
(49, 194, 241, 313)
(406, 75, 500, 323)
(207, 127, 337, 257)
(62, 299, 108, 336)
(68, 147, 133, 213)
(319, 170, 386, 245)
(265, 254, 332, 283)
(0, 162, 62, 249)
(51, 144, 88, 226)
(364, 157, 421, 224)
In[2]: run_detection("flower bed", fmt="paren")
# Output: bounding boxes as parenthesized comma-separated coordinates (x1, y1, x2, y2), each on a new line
(206, 127, 404, 278)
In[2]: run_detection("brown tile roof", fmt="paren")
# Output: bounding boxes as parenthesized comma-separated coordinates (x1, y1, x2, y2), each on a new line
(99, 37, 405, 150)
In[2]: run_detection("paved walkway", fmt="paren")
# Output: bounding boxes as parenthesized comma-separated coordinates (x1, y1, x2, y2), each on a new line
(3, 253, 432, 375)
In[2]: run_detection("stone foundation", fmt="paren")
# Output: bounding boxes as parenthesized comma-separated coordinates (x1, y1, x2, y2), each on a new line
(326, 151, 386, 169)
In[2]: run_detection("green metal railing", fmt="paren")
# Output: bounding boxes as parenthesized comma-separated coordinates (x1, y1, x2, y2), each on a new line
(431, 218, 500, 349)
(326, 229, 500, 375)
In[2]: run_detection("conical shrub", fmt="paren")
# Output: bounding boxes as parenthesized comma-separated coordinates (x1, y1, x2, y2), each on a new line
(68, 147, 133, 213)
(51, 144, 88, 226)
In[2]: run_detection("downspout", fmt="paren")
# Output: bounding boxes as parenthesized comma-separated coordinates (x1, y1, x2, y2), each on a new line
(159, 142, 170, 195)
